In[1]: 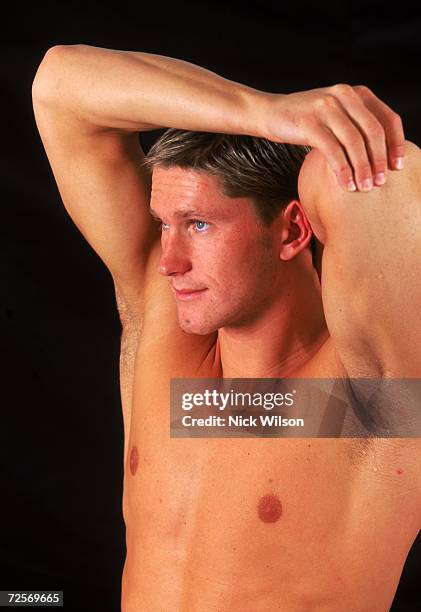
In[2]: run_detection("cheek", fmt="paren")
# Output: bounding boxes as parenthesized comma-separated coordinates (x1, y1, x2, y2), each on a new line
(193, 227, 272, 293)
(214, 244, 267, 296)
(209, 240, 247, 276)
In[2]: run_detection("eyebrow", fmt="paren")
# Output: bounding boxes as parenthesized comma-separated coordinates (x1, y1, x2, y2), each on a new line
(149, 207, 218, 220)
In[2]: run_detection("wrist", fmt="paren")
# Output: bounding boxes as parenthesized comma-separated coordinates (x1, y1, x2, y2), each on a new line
(233, 87, 276, 140)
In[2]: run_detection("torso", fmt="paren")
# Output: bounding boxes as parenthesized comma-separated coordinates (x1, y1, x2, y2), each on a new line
(120, 318, 421, 612)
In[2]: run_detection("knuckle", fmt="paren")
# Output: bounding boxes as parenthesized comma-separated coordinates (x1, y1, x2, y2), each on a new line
(331, 83, 354, 97)
(366, 122, 385, 139)
(353, 84, 372, 97)
(390, 111, 403, 127)
(336, 164, 352, 176)
(356, 163, 372, 177)
(372, 155, 387, 163)
(315, 94, 338, 111)
(345, 128, 364, 147)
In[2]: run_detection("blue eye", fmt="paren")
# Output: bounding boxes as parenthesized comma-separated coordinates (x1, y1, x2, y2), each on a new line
(193, 220, 209, 232)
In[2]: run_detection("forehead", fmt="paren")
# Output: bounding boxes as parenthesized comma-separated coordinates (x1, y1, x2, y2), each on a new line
(152, 166, 221, 196)
(150, 166, 253, 218)
(151, 166, 225, 211)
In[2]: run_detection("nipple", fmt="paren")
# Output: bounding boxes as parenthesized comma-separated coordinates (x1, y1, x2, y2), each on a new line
(257, 494, 283, 523)
(129, 445, 139, 476)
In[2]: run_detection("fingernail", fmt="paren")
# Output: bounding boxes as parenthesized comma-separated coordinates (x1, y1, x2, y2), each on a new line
(361, 178, 373, 191)
(375, 172, 386, 185)
(347, 179, 357, 192)
(395, 157, 404, 169)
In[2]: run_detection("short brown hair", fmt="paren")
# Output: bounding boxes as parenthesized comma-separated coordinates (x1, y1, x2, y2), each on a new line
(142, 129, 312, 226)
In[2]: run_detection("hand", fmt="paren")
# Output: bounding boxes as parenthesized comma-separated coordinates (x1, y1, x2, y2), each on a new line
(264, 84, 405, 192)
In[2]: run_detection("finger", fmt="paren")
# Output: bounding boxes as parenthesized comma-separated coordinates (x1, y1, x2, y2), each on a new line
(309, 122, 358, 192)
(353, 85, 406, 171)
(329, 84, 387, 187)
(319, 99, 374, 191)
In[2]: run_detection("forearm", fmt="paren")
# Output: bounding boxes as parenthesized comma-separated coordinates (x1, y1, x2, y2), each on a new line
(32, 43, 269, 136)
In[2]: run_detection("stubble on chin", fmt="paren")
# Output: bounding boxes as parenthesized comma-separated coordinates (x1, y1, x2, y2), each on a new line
(177, 310, 218, 336)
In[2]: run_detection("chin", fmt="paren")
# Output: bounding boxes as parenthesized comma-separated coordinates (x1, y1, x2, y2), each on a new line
(178, 313, 219, 335)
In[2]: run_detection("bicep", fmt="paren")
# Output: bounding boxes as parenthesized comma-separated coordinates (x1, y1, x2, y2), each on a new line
(309, 141, 421, 376)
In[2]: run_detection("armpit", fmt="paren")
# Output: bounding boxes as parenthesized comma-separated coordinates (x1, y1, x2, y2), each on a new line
(342, 377, 421, 438)
(113, 280, 143, 330)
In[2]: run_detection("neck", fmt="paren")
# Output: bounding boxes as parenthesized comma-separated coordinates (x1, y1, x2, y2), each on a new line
(217, 257, 329, 378)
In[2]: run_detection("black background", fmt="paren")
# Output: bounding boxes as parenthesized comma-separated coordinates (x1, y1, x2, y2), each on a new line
(2, 2, 421, 611)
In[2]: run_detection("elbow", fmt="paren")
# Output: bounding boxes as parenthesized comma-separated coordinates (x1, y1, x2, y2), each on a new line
(32, 46, 64, 104)
(32, 44, 87, 105)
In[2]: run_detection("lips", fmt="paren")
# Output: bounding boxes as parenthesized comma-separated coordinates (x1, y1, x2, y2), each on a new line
(173, 287, 208, 301)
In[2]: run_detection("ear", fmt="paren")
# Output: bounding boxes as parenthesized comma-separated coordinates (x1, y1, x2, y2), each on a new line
(279, 200, 313, 261)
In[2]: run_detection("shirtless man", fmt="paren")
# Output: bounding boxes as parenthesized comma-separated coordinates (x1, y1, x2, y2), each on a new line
(32, 44, 421, 611)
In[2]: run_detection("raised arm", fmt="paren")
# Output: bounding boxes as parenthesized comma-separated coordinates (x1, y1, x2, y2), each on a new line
(31, 44, 267, 323)
(31, 44, 272, 467)
(298, 140, 421, 377)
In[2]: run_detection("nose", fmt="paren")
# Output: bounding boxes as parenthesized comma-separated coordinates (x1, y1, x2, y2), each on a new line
(159, 233, 192, 276)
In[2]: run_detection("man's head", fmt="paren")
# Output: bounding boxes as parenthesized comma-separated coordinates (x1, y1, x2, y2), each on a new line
(143, 130, 313, 334)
